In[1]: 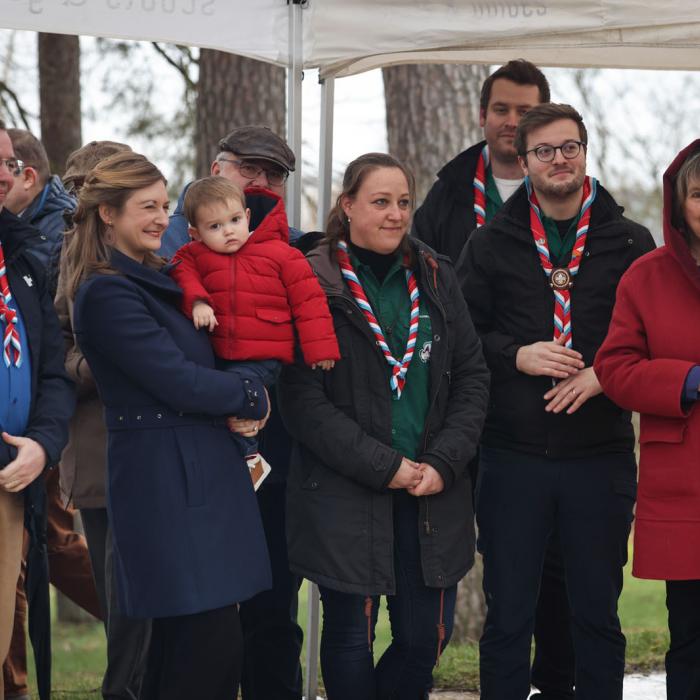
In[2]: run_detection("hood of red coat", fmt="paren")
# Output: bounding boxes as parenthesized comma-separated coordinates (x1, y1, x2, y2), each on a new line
(663, 139, 700, 293)
(244, 186, 290, 246)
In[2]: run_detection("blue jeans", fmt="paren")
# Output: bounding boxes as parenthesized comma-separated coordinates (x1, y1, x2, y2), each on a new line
(318, 491, 457, 700)
(218, 359, 281, 457)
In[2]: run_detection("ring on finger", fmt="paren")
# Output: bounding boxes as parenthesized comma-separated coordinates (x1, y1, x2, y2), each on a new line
(571, 388, 577, 395)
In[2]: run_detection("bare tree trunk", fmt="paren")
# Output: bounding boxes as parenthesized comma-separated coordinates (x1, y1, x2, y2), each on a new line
(384, 63, 489, 643)
(382, 63, 489, 203)
(196, 50, 285, 178)
(38, 33, 81, 176)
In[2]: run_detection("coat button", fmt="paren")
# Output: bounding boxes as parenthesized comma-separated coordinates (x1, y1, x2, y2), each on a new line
(118, 415, 124, 421)
(432, 527, 439, 535)
(437, 574, 444, 582)
(434, 334, 440, 341)
(627, 238, 633, 245)
(310, 481, 318, 489)
(136, 415, 142, 421)
(156, 413, 162, 419)
(585, 251, 590, 256)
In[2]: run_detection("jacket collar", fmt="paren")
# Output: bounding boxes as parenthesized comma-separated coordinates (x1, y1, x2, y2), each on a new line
(23, 175, 76, 224)
(436, 140, 487, 203)
(308, 238, 442, 300)
(0, 207, 42, 262)
(108, 248, 182, 300)
(661, 139, 700, 294)
(245, 187, 290, 245)
(488, 179, 629, 242)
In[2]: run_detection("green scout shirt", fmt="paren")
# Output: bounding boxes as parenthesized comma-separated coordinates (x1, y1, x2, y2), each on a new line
(350, 251, 433, 461)
(485, 167, 504, 223)
(542, 214, 580, 264)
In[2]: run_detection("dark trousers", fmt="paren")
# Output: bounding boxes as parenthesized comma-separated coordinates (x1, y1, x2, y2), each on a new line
(531, 535, 575, 699)
(3, 469, 102, 698)
(239, 483, 303, 700)
(318, 491, 457, 700)
(81, 507, 151, 700)
(476, 447, 636, 700)
(141, 604, 242, 700)
(666, 579, 700, 700)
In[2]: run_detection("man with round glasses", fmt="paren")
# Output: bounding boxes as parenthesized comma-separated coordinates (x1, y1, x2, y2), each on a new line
(459, 103, 655, 699)
(159, 125, 296, 258)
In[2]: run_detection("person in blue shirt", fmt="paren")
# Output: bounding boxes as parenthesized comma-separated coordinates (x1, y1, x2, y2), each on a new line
(0, 118, 74, 700)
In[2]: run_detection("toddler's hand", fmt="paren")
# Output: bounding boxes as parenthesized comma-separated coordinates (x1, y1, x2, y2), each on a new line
(312, 359, 336, 371)
(193, 301, 218, 333)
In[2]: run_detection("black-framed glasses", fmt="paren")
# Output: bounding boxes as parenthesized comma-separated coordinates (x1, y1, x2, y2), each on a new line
(0, 158, 25, 175)
(525, 140, 586, 163)
(217, 158, 288, 187)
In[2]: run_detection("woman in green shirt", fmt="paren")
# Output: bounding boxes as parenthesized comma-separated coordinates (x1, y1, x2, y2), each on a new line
(279, 153, 489, 699)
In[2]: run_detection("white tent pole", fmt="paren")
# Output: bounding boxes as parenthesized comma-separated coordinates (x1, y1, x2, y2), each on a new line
(316, 76, 335, 231)
(286, 0, 304, 230)
(301, 75, 335, 700)
(304, 582, 321, 700)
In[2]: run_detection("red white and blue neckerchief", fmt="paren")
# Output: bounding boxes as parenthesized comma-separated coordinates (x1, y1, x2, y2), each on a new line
(337, 240, 419, 399)
(473, 144, 489, 227)
(526, 175, 597, 348)
(0, 241, 22, 368)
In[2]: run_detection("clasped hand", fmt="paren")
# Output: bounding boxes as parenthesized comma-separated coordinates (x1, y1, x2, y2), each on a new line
(388, 457, 444, 496)
(0, 432, 47, 493)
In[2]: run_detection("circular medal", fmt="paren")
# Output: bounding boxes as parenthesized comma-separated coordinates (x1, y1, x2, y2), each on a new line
(550, 267, 572, 290)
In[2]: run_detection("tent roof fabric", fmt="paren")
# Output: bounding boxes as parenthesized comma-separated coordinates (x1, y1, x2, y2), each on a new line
(2, 1, 700, 75)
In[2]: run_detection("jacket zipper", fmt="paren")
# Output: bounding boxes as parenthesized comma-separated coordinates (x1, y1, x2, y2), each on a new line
(417, 251, 449, 537)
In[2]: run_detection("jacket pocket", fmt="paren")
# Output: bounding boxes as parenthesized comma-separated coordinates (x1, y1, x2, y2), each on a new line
(639, 416, 687, 445)
(173, 427, 205, 507)
(255, 307, 292, 323)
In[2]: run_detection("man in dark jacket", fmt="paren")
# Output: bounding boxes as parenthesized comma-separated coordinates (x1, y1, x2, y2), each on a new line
(415, 60, 578, 699)
(161, 126, 304, 700)
(4, 129, 76, 296)
(459, 103, 655, 700)
(412, 59, 550, 264)
(0, 119, 74, 700)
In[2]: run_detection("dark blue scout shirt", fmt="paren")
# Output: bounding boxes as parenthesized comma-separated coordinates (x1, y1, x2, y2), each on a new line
(0, 291, 32, 435)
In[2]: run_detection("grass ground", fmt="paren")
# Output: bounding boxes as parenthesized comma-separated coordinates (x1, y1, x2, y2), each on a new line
(30, 559, 668, 697)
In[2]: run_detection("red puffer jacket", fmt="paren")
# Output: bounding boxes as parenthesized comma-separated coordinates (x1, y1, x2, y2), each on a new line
(170, 188, 339, 365)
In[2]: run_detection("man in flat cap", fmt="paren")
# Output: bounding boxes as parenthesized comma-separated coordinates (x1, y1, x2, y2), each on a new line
(159, 124, 297, 258)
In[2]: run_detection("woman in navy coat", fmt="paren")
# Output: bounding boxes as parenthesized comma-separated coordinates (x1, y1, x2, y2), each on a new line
(65, 151, 272, 699)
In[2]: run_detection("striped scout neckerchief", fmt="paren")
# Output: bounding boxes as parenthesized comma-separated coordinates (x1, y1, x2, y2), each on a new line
(337, 239, 419, 399)
(473, 144, 489, 228)
(525, 175, 597, 348)
(0, 241, 22, 368)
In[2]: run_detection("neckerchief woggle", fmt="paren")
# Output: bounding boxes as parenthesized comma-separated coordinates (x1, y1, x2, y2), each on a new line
(336, 240, 419, 398)
(0, 241, 22, 368)
(473, 144, 489, 227)
(526, 175, 597, 348)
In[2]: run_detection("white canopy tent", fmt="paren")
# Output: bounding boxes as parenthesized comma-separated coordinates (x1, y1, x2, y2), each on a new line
(4, 0, 700, 226)
(3, 1, 699, 696)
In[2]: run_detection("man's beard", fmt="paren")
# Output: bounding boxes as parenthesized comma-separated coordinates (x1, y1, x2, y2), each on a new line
(536, 169, 585, 199)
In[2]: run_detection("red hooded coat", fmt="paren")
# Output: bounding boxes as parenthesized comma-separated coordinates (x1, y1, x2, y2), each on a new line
(170, 188, 340, 365)
(595, 140, 700, 580)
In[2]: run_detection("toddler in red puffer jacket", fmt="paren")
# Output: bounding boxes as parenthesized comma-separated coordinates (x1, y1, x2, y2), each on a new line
(170, 177, 339, 478)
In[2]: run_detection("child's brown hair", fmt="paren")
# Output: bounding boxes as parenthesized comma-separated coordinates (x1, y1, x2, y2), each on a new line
(184, 176, 246, 228)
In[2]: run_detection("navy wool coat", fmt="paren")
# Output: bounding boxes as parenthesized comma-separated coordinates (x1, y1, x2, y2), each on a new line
(73, 249, 272, 618)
